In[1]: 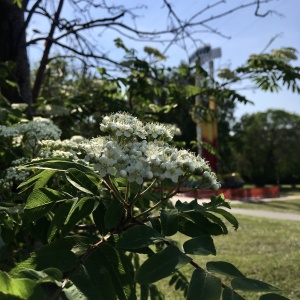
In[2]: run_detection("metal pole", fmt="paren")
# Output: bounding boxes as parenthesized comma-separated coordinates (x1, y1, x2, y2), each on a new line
(195, 58, 202, 156)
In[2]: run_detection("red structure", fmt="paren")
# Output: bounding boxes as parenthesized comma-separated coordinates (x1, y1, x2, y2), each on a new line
(180, 186, 280, 201)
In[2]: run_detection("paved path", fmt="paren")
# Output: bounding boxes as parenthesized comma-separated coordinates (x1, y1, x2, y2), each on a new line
(171, 195, 300, 221)
(227, 208, 300, 221)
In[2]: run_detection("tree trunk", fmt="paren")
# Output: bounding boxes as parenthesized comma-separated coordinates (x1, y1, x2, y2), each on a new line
(0, 0, 32, 109)
(31, 0, 65, 104)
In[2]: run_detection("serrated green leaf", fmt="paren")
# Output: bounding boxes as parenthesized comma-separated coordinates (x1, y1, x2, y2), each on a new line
(259, 293, 290, 300)
(187, 268, 222, 300)
(0, 271, 44, 299)
(47, 201, 73, 242)
(10, 238, 78, 277)
(183, 235, 216, 256)
(222, 287, 246, 300)
(18, 169, 57, 192)
(24, 188, 70, 221)
(61, 197, 96, 236)
(21, 158, 93, 173)
(104, 199, 124, 230)
(207, 261, 245, 277)
(160, 209, 178, 236)
(135, 245, 192, 284)
(116, 225, 163, 250)
(65, 168, 99, 195)
(231, 277, 280, 291)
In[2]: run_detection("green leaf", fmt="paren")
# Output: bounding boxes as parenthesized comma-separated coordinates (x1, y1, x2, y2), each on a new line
(231, 278, 280, 291)
(10, 238, 78, 277)
(92, 201, 108, 236)
(61, 197, 96, 236)
(21, 158, 93, 173)
(68, 243, 135, 300)
(65, 168, 99, 195)
(187, 268, 222, 300)
(175, 199, 197, 211)
(148, 217, 162, 233)
(18, 268, 63, 283)
(222, 287, 246, 300)
(202, 194, 231, 210)
(18, 169, 57, 192)
(116, 225, 163, 250)
(259, 293, 290, 300)
(96, 244, 136, 299)
(178, 212, 223, 237)
(206, 261, 245, 277)
(213, 208, 239, 230)
(63, 280, 90, 300)
(12, 0, 22, 8)
(0, 271, 44, 299)
(104, 199, 124, 230)
(67, 270, 116, 300)
(24, 188, 70, 221)
(47, 201, 73, 242)
(135, 245, 192, 284)
(203, 212, 228, 234)
(149, 284, 164, 300)
(183, 235, 216, 256)
(140, 284, 149, 300)
(160, 209, 178, 236)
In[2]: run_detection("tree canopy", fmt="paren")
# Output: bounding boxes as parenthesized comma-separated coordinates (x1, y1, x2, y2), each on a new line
(231, 109, 300, 186)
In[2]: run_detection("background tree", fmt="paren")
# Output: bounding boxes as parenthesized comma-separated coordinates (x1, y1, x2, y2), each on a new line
(231, 109, 300, 186)
(216, 47, 300, 174)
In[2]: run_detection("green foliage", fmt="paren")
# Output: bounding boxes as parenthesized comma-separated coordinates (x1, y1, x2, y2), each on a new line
(231, 109, 300, 185)
(218, 47, 300, 94)
(0, 113, 286, 299)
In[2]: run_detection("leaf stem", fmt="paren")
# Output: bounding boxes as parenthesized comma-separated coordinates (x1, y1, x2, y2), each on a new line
(102, 176, 127, 205)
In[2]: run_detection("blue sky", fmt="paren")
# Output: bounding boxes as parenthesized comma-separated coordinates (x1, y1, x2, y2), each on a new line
(135, 0, 300, 119)
(28, 0, 299, 119)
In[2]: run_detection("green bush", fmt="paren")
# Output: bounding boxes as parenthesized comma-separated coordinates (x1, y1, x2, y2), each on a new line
(0, 112, 287, 299)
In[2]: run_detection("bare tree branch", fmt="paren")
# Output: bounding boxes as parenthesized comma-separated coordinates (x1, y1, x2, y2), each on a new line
(32, 0, 65, 103)
(23, 0, 280, 103)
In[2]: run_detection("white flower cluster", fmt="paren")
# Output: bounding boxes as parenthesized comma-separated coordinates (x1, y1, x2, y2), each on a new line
(36, 112, 220, 189)
(18, 119, 61, 151)
(0, 119, 61, 151)
(38, 139, 81, 160)
(0, 125, 19, 137)
(100, 112, 147, 140)
(0, 119, 61, 193)
(144, 122, 173, 141)
(0, 158, 31, 192)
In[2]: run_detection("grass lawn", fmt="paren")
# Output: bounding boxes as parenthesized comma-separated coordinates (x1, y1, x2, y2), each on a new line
(154, 215, 300, 300)
(230, 198, 300, 214)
